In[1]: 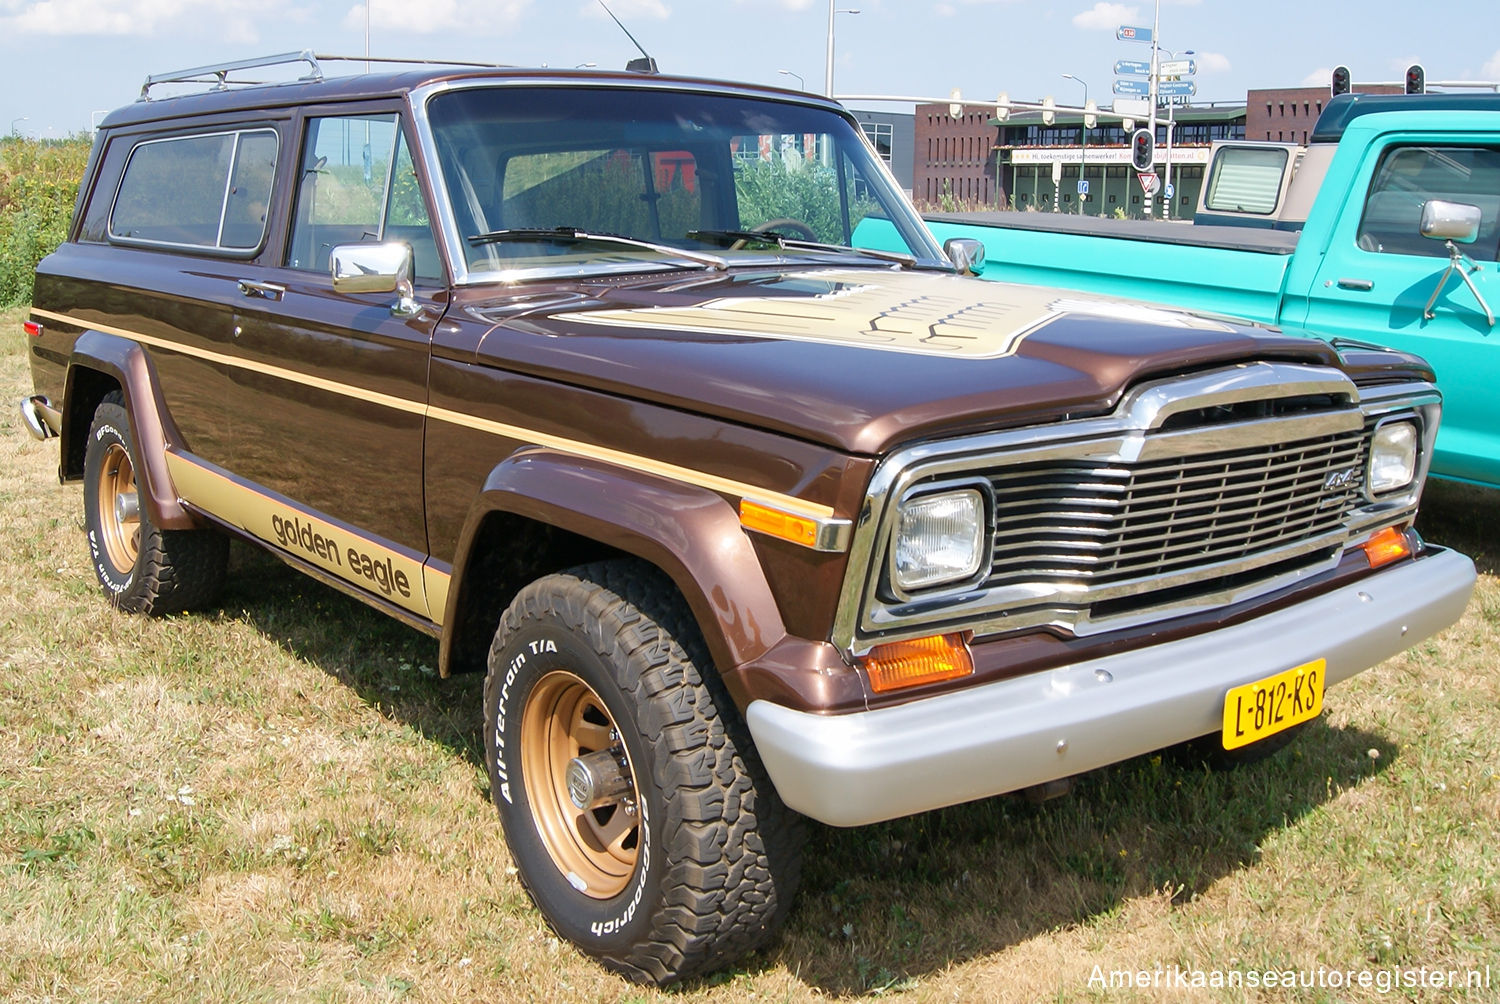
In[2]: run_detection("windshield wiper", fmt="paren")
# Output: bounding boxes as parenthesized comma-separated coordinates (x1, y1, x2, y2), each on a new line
(466, 227, 727, 271)
(687, 229, 915, 269)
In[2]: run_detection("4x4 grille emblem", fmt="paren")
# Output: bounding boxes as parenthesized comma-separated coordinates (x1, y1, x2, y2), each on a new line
(1323, 467, 1359, 492)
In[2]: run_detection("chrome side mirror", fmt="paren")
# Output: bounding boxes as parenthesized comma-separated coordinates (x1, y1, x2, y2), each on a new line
(944, 237, 986, 276)
(1420, 200, 1481, 244)
(330, 241, 420, 316)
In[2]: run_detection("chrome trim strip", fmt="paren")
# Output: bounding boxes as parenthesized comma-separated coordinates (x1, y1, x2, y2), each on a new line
(831, 362, 1438, 654)
(752, 548, 1476, 827)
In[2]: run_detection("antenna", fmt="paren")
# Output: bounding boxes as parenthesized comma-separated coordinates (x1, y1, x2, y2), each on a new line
(595, 0, 658, 73)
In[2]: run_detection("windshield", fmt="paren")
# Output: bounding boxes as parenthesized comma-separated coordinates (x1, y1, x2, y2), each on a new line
(422, 85, 944, 279)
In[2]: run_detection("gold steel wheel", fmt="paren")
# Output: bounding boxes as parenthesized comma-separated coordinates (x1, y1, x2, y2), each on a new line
(96, 441, 141, 573)
(520, 670, 640, 899)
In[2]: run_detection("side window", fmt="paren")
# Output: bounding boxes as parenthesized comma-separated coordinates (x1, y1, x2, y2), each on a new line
(1202, 146, 1288, 215)
(1357, 146, 1500, 260)
(286, 114, 398, 273)
(110, 129, 278, 252)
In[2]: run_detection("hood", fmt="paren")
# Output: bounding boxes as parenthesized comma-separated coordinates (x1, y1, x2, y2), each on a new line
(460, 267, 1342, 455)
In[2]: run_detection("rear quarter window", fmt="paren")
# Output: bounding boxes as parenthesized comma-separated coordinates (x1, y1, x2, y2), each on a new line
(108, 128, 278, 253)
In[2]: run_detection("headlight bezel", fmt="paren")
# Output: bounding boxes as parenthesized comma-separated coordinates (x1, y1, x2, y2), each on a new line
(886, 481, 992, 598)
(1365, 416, 1420, 498)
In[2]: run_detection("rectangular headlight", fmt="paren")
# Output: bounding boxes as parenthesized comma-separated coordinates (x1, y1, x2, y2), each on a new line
(893, 489, 986, 591)
(1368, 420, 1417, 494)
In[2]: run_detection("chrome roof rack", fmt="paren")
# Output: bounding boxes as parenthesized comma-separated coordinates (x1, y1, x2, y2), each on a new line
(139, 51, 513, 101)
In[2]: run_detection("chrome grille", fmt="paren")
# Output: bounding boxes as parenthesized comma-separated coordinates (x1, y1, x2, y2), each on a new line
(987, 429, 1368, 589)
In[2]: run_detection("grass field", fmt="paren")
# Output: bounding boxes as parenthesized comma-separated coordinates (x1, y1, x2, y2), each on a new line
(1, 303, 1496, 1002)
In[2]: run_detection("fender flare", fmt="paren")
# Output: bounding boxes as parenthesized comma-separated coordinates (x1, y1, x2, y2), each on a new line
(443, 448, 789, 687)
(63, 330, 197, 531)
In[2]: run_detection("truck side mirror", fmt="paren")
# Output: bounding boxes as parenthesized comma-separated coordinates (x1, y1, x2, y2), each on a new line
(1419, 200, 1481, 244)
(944, 237, 986, 276)
(330, 241, 420, 316)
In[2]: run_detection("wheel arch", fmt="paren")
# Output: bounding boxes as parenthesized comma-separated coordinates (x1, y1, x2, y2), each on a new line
(62, 330, 197, 531)
(440, 448, 789, 708)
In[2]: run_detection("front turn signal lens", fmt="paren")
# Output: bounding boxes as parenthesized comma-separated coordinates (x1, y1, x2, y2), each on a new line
(739, 499, 819, 548)
(1361, 526, 1412, 569)
(861, 633, 974, 693)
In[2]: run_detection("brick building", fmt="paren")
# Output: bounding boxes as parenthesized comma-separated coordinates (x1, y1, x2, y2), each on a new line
(913, 102, 999, 209)
(1246, 84, 1400, 144)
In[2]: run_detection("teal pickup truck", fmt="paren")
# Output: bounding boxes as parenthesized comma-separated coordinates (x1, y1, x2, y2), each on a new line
(859, 93, 1500, 489)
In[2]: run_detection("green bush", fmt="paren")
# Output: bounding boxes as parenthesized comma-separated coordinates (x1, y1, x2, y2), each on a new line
(0, 136, 91, 306)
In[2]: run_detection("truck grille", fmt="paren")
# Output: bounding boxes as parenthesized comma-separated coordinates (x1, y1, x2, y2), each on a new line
(987, 429, 1367, 589)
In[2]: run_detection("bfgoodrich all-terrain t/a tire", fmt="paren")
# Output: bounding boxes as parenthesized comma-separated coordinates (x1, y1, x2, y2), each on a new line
(82, 393, 227, 615)
(483, 560, 805, 984)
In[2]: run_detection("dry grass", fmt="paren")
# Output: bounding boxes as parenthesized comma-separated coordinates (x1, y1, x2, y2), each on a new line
(1, 302, 1496, 1001)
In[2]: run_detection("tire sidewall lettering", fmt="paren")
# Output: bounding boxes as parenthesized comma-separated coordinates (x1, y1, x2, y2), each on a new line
(487, 621, 662, 952)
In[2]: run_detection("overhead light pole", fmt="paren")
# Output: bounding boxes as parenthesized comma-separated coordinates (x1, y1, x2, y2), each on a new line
(9, 116, 26, 138)
(824, 1, 861, 97)
(1061, 73, 1089, 214)
(778, 69, 804, 91)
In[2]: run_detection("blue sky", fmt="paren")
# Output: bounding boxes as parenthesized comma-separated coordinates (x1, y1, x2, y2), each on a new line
(2, 0, 1497, 139)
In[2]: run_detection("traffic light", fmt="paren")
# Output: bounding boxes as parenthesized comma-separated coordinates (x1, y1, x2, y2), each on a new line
(1130, 128, 1154, 171)
(1405, 63, 1425, 94)
(1331, 65, 1351, 96)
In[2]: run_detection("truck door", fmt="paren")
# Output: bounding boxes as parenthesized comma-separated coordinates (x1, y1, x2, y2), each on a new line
(227, 109, 445, 619)
(1299, 138, 1500, 487)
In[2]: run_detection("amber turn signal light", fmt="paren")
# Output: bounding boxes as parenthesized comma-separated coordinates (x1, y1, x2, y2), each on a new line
(1361, 526, 1412, 569)
(739, 499, 819, 548)
(861, 633, 974, 693)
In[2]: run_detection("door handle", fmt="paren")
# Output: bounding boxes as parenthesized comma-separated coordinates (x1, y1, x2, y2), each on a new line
(237, 279, 285, 301)
(1336, 278, 1374, 291)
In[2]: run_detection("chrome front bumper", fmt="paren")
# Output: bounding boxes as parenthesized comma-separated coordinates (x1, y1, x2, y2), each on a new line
(747, 547, 1476, 827)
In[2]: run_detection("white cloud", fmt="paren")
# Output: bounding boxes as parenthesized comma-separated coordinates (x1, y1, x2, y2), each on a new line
(732, 0, 816, 9)
(936, 2, 956, 12)
(1072, 3, 1139, 31)
(584, 0, 669, 19)
(345, 0, 530, 35)
(1301, 66, 1333, 87)
(1484, 48, 1500, 79)
(0, 0, 278, 38)
(1195, 51, 1230, 73)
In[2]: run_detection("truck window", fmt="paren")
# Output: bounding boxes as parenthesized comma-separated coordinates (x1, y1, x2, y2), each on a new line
(287, 114, 398, 273)
(109, 129, 278, 252)
(1202, 146, 1289, 215)
(1356, 146, 1500, 260)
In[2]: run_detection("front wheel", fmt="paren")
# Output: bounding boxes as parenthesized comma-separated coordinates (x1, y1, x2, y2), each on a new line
(82, 393, 227, 614)
(483, 561, 804, 984)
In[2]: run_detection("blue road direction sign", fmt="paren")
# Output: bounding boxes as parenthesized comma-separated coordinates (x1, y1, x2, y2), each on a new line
(1114, 59, 1152, 76)
(1157, 80, 1197, 98)
(1078, 180, 1090, 196)
(1116, 24, 1153, 43)
(1113, 78, 1151, 96)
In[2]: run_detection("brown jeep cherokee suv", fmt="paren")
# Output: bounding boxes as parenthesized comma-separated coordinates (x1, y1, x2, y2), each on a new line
(18, 52, 1476, 983)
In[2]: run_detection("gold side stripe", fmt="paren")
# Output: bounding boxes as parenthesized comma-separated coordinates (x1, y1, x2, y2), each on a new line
(35, 308, 837, 522)
(32, 307, 424, 417)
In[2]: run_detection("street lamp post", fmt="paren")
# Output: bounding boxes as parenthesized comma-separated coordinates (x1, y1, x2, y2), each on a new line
(1061, 73, 1089, 215)
(824, 1, 860, 97)
(778, 69, 804, 91)
(9, 116, 26, 138)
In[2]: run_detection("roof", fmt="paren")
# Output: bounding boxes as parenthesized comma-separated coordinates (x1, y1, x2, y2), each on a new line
(991, 104, 1246, 129)
(1310, 91, 1500, 142)
(99, 55, 827, 130)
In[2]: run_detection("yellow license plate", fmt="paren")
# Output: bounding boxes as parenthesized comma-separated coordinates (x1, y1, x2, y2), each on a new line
(1220, 659, 1325, 750)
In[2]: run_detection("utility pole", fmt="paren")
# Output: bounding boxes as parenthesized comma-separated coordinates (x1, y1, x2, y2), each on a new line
(824, 2, 861, 97)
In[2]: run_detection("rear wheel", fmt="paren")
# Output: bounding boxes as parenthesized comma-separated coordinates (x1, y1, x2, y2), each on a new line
(483, 560, 804, 984)
(82, 393, 227, 614)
